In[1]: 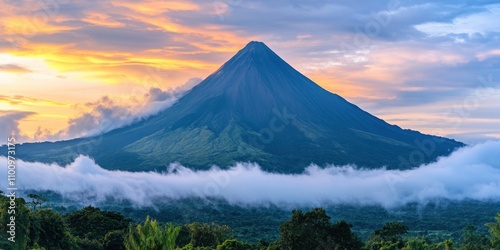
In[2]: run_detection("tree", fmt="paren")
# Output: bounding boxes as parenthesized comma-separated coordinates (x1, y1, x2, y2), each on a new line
(376, 222, 409, 241)
(27, 194, 47, 210)
(186, 222, 232, 248)
(459, 225, 491, 250)
(279, 208, 362, 250)
(486, 212, 500, 249)
(402, 237, 432, 250)
(30, 209, 73, 250)
(66, 206, 131, 241)
(176, 225, 191, 247)
(71, 236, 103, 250)
(103, 230, 126, 250)
(216, 239, 252, 250)
(279, 208, 332, 249)
(125, 216, 180, 250)
(436, 239, 455, 250)
(0, 197, 31, 250)
(365, 222, 409, 250)
(330, 220, 363, 249)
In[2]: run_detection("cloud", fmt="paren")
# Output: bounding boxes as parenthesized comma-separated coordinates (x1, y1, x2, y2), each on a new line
(0, 95, 66, 106)
(446, 132, 500, 146)
(40, 77, 203, 140)
(0, 77, 202, 143)
(415, 4, 500, 37)
(0, 111, 36, 141)
(0, 64, 32, 73)
(2, 140, 499, 208)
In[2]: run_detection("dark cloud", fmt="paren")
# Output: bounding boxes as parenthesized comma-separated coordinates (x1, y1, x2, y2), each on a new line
(0, 38, 10, 49)
(0, 64, 32, 73)
(30, 20, 175, 52)
(172, 1, 495, 43)
(144, 77, 202, 103)
(2, 0, 193, 53)
(367, 90, 469, 109)
(339, 49, 500, 116)
(147, 87, 174, 102)
(388, 57, 500, 106)
(79, 25, 170, 51)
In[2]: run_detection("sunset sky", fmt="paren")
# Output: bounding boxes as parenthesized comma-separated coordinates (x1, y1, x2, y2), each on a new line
(0, 0, 499, 144)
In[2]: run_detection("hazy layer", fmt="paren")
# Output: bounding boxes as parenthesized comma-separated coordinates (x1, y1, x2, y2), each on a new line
(1, 141, 499, 208)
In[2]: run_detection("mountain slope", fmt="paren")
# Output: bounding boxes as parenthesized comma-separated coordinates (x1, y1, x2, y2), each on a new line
(9, 41, 464, 173)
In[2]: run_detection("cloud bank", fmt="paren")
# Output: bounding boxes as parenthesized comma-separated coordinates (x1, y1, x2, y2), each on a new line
(1, 141, 500, 208)
(5, 77, 202, 142)
(65, 77, 201, 138)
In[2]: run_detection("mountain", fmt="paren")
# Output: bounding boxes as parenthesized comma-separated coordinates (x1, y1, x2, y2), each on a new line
(8, 41, 464, 173)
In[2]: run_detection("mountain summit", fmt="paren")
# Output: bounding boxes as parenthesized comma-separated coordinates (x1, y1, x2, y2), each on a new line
(12, 41, 464, 173)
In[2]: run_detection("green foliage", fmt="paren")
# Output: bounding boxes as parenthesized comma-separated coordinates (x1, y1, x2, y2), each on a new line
(266, 241, 280, 250)
(38, 194, 500, 244)
(436, 239, 455, 250)
(402, 236, 430, 250)
(278, 208, 362, 250)
(254, 239, 270, 249)
(401, 236, 457, 250)
(0, 199, 499, 250)
(186, 222, 232, 248)
(365, 222, 409, 250)
(71, 235, 104, 250)
(103, 230, 126, 250)
(27, 194, 47, 211)
(177, 242, 214, 250)
(459, 225, 491, 250)
(376, 222, 410, 240)
(30, 209, 71, 250)
(66, 206, 131, 241)
(0, 197, 31, 250)
(176, 225, 192, 247)
(216, 239, 252, 250)
(29, 243, 46, 250)
(486, 212, 500, 249)
(331, 220, 364, 249)
(278, 208, 332, 249)
(125, 216, 180, 250)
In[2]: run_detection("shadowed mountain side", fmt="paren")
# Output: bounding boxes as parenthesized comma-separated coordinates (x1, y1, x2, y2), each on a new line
(7, 41, 464, 173)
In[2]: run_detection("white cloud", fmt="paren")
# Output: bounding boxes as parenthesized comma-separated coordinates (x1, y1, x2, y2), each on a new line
(415, 4, 500, 37)
(23, 77, 203, 142)
(2, 140, 499, 208)
(0, 111, 36, 142)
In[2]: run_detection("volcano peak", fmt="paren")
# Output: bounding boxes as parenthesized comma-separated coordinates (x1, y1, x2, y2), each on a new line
(242, 41, 268, 50)
(225, 41, 282, 66)
(10, 41, 464, 173)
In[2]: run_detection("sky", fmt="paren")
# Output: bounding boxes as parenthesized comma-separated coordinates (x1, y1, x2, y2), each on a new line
(0, 0, 499, 144)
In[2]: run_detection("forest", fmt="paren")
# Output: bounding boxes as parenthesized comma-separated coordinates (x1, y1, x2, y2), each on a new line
(0, 192, 499, 250)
